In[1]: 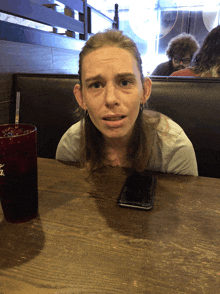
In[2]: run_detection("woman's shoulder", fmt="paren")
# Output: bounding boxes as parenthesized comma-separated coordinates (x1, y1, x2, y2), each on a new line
(58, 120, 82, 143)
(144, 110, 185, 138)
(65, 120, 82, 135)
(144, 111, 198, 175)
(56, 120, 82, 161)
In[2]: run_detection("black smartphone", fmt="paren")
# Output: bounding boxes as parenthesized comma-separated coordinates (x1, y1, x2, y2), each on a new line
(118, 172, 156, 210)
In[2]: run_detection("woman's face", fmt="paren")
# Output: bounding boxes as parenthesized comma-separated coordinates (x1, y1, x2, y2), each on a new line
(74, 46, 151, 143)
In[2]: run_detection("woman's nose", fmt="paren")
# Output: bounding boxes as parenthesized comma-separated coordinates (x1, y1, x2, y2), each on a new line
(105, 84, 119, 107)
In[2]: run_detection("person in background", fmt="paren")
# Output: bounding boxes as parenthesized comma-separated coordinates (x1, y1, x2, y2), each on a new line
(151, 33, 199, 76)
(171, 25, 220, 77)
(56, 30, 198, 176)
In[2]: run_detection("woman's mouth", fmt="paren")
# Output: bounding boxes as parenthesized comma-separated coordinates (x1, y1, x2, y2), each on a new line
(103, 116, 126, 121)
(102, 116, 126, 128)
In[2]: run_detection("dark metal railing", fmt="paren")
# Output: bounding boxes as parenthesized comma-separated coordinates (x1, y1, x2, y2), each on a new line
(0, 0, 119, 42)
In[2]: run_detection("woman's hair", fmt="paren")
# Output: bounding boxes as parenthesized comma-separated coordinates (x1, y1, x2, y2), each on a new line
(80, 108, 159, 172)
(191, 25, 220, 76)
(166, 33, 199, 59)
(78, 29, 144, 86)
(77, 29, 159, 172)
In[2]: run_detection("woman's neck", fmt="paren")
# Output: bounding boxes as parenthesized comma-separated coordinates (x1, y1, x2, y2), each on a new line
(103, 136, 131, 167)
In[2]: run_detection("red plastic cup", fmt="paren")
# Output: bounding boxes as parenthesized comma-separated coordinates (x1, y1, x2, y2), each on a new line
(0, 124, 38, 223)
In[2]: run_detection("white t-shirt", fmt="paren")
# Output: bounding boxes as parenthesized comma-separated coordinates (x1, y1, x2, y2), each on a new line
(56, 113, 198, 176)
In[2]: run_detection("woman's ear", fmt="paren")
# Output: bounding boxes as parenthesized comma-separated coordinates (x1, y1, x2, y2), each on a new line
(141, 77, 152, 104)
(73, 84, 87, 110)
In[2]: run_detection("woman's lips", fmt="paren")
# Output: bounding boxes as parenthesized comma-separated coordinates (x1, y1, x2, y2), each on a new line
(103, 116, 125, 121)
(102, 116, 126, 127)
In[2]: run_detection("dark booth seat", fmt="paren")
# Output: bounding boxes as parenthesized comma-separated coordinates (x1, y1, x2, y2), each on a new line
(148, 76, 220, 178)
(14, 74, 220, 178)
(14, 73, 80, 159)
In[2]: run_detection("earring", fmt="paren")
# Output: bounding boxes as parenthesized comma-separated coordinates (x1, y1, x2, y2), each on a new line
(84, 110, 89, 116)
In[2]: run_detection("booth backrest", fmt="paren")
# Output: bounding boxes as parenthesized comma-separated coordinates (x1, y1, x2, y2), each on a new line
(148, 76, 220, 178)
(14, 73, 80, 159)
(13, 74, 220, 178)
(0, 73, 15, 125)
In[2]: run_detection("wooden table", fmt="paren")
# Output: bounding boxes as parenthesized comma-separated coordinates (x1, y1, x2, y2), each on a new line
(0, 158, 220, 293)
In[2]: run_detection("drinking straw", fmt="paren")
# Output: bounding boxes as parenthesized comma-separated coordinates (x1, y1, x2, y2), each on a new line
(15, 92, 20, 124)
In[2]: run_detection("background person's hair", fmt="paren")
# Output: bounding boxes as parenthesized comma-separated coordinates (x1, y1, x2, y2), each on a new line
(166, 33, 199, 59)
(78, 29, 144, 87)
(191, 25, 220, 76)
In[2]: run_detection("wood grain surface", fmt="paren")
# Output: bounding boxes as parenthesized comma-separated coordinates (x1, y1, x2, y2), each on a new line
(0, 158, 220, 293)
(0, 40, 81, 75)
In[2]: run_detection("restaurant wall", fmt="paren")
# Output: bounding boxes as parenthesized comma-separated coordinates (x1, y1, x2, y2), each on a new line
(0, 40, 80, 74)
(0, 39, 81, 125)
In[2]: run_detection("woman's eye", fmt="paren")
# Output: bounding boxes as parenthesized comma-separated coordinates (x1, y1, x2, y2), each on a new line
(90, 82, 101, 89)
(121, 80, 131, 87)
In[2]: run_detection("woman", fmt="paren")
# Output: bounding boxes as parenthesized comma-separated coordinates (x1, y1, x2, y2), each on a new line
(56, 30, 198, 176)
(171, 25, 220, 77)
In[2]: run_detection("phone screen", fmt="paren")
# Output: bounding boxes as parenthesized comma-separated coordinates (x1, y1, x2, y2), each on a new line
(118, 172, 156, 210)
